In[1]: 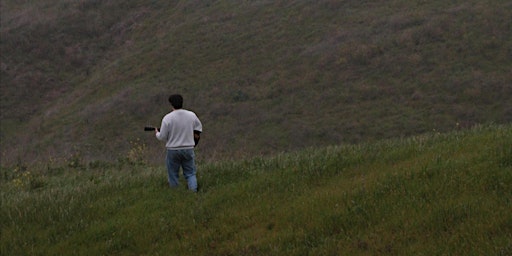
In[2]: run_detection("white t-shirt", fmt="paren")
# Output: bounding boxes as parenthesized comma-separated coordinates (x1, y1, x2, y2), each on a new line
(156, 109, 202, 150)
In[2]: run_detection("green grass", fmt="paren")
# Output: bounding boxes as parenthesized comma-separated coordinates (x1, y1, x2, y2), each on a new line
(1, 0, 512, 165)
(2, 124, 511, 255)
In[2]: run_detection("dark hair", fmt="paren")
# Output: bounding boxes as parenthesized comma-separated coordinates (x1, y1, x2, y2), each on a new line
(168, 94, 183, 109)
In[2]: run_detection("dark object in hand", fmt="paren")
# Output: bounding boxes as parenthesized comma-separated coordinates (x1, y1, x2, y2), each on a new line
(144, 126, 156, 131)
(194, 130, 201, 146)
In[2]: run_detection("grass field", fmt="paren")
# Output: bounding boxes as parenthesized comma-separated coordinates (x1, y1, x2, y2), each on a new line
(1, 0, 512, 165)
(1, 124, 511, 255)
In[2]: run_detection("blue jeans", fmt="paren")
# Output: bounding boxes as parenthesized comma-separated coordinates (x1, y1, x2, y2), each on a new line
(166, 149, 197, 191)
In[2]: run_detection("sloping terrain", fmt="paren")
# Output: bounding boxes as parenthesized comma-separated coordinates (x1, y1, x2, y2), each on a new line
(1, 124, 511, 254)
(1, 0, 511, 165)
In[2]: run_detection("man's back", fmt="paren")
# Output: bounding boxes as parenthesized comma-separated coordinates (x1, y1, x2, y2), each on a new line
(156, 109, 202, 149)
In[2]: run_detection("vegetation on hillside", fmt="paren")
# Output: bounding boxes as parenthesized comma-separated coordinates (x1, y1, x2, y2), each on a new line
(1, 0, 511, 165)
(1, 124, 511, 254)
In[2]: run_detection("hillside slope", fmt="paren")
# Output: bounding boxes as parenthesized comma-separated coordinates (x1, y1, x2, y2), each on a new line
(1, 124, 511, 254)
(1, 0, 511, 165)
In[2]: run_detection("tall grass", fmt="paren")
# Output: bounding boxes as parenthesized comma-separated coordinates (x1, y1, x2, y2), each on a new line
(1, 124, 511, 255)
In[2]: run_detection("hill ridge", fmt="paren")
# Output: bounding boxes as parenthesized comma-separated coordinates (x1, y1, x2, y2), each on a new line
(1, 0, 511, 165)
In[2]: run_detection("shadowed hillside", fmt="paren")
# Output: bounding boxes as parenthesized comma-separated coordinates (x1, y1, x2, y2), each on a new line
(1, 0, 511, 165)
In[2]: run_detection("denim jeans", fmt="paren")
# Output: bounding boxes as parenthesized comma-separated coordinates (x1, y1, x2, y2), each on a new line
(166, 149, 197, 192)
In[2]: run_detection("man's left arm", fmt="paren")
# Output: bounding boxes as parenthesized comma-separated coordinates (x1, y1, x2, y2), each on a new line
(193, 115, 202, 146)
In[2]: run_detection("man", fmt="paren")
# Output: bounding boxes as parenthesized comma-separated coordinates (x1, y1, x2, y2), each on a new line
(155, 94, 202, 192)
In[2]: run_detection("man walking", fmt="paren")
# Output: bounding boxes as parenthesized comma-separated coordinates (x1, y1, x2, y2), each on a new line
(155, 94, 202, 192)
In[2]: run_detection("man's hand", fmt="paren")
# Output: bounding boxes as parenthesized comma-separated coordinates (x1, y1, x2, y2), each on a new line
(194, 130, 201, 146)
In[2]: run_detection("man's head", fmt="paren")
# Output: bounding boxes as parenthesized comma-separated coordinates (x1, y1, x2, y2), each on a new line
(168, 94, 183, 109)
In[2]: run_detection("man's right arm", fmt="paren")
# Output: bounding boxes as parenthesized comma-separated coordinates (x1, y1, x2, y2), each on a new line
(155, 119, 167, 141)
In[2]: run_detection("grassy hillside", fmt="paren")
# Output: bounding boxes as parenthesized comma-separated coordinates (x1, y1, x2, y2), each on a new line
(1, 0, 512, 165)
(1, 124, 511, 255)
